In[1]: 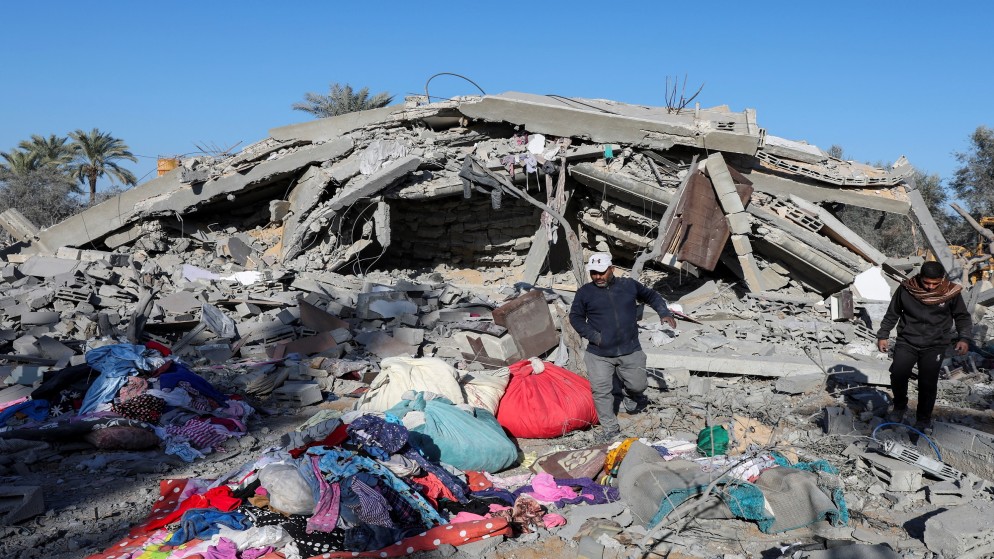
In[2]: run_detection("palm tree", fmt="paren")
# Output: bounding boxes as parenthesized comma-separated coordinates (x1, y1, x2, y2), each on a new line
(0, 149, 41, 176)
(292, 82, 394, 118)
(18, 134, 75, 170)
(68, 128, 138, 204)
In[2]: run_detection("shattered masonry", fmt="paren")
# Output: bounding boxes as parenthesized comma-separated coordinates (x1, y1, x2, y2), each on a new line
(2, 91, 994, 559)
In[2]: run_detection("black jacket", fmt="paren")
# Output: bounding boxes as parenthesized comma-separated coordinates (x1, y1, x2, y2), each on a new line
(569, 276, 672, 357)
(876, 285, 973, 348)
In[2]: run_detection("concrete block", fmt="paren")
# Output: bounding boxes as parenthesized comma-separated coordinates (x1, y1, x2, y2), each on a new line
(924, 500, 994, 558)
(11, 335, 39, 356)
(330, 328, 352, 343)
(660, 368, 690, 389)
(269, 199, 291, 222)
(37, 337, 74, 363)
(273, 381, 323, 407)
(926, 479, 973, 506)
(392, 327, 425, 346)
(726, 212, 752, 235)
(0, 486, 45, 525)
(729, 234, 753, 256)
(355, 291, 417, 320)
(20, 311, 60, 326)
(860, 452, 924, 492)
(235, 302, 261, 318)
(688, 375, 711, 396)
(276, 308, 299, 325)
(158, 291, 201, 314)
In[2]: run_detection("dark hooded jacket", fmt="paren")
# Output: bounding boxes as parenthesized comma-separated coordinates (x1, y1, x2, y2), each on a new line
(876, 284, 972, 347)
(569, 276, 672, 357)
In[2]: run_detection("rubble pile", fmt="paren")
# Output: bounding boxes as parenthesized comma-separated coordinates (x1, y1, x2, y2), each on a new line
(0, 92, 994, 558)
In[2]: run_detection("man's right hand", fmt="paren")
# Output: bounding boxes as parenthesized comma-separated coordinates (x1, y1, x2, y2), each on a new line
(877, 339, 889, 353)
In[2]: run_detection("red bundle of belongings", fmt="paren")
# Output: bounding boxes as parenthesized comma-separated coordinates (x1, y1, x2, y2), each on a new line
(496, 359, 598, 438)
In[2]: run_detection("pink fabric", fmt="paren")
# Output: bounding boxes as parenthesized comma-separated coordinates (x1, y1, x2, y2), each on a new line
(543, 513, 567, 528)
(0, 397, 28, 412)
(307, 455, 340, 533)
(526, 473, 578, 503)
(488, 504, 511, 513)
(450, 511, 487, 523)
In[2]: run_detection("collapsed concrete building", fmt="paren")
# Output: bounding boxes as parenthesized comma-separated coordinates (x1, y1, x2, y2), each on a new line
(5, 93, 994, 559)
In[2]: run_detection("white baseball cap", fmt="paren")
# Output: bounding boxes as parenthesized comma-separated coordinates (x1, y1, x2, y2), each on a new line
(586, 252, 613, 273)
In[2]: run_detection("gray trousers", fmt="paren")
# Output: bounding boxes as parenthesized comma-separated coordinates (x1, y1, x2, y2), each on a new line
(584, 350, 647, 433)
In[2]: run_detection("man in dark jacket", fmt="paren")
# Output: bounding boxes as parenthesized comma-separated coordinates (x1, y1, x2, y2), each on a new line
(876, 261, 972, 431)
(569, 252, 676, 441)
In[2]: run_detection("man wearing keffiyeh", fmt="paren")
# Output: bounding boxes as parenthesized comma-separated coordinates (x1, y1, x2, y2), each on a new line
(876, 261, 973, 432)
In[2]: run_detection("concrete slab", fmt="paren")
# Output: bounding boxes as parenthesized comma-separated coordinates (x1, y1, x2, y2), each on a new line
(17, 256, 79, 278)
(924, 500, 994, 558)
(790, 194, 886, 265)
(157, 291, 201, 314)
(644, 348, 891, 385)
(0, 485, 45, 525)
(744, 170, 910, 214)
(328, 155, 422, 212)
(269, 105, 398, 143)
(354, 331, 415, 359)
(459, 92, 761, 155)
(299, 300, 349, 332)
(0, 208, 40, 242)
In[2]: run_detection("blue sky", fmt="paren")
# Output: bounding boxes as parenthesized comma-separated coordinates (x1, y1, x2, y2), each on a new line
(2, 1, 992, 194)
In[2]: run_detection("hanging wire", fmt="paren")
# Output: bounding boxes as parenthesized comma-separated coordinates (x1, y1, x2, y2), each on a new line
(424, 72, 486, 101)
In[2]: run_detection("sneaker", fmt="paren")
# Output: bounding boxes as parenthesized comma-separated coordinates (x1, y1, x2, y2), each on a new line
(622, 394, 650, 415)
(885, 408, 907, 424)
(595, 428, 621, 444)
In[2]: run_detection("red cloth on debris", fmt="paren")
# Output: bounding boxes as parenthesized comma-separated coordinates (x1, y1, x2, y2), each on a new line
(289, 422, 349, 458)
(410, 472, 460, 508)
(136, 480, 241, 534)
(496, 360, 598, 438)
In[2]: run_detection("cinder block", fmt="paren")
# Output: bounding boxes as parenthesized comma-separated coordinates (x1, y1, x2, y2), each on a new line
(273, 381, 322, 406)
(688, 375, 711, 396)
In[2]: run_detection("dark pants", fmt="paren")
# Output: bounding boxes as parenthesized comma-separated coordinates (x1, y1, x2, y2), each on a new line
(890, 342, 944, 421)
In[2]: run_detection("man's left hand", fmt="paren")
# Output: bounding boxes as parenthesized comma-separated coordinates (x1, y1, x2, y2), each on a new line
(662, 315, 677, 329)
(955, 340, 969, 356)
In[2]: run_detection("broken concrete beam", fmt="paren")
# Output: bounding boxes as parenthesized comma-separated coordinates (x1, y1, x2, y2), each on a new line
(459, 92, 761, 155)
(743, 169, 911, 214)
(0, 208, 40, 242)
(570, 163, 672, 208)
(906, 181, 958, 280)
(143, 138, 355, 217)
(736, 254, 766, 292)
(788, 194, 886, 265)
(269, 105, 398, 143)
(328, 155, 421, 212)
(773, 373, 824, 394)
(280, 165, 333, 248)
(705, 153, 748, 214)
(643, 348, 891, 384)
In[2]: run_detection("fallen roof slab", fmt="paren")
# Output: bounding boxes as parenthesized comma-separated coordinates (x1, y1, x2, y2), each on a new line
(644, 349, 891, 385)
(459, 92, 761, 155)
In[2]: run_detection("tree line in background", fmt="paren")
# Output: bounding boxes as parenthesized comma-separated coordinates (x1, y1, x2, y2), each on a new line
(0, 129, 137, 233)
(829, 126, 994, 260)
(2, 84, 992, 265)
